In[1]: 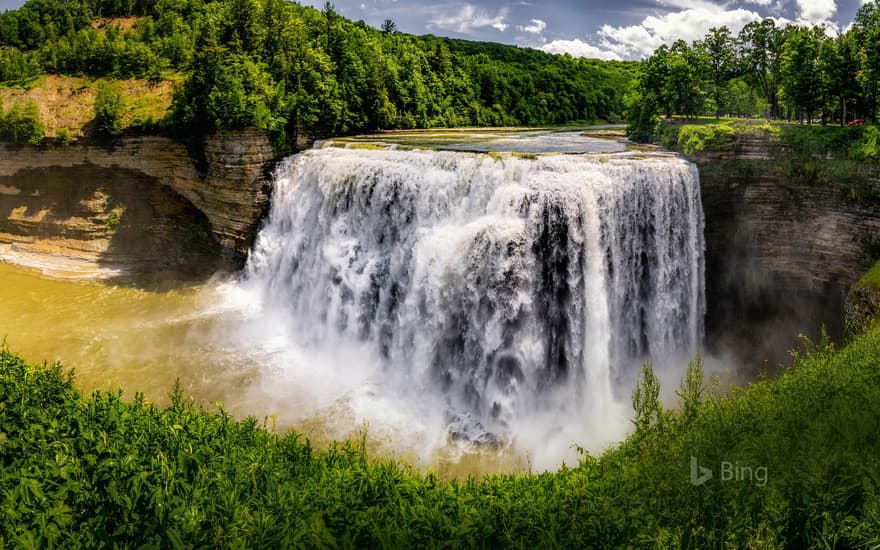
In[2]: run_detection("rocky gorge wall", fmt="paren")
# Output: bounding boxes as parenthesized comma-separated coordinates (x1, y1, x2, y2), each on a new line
(688, 132, 880, 366)
(0, 130, 274, 281)
(2, 126, 878, 369)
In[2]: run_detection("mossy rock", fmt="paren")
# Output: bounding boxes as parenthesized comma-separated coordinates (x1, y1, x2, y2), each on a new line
(845, 261, 880, 336)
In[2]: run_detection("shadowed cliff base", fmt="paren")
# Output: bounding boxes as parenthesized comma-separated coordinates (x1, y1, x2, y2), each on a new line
(691, 133, 880, 374)
(0, 128, 278, 289)
(0, 164, 220, 289)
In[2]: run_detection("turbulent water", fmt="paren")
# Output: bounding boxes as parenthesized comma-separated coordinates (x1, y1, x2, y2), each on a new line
(230, 146, 705, 462)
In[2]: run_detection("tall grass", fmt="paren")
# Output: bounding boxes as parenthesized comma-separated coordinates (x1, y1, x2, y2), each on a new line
(2, 325, 880, 547)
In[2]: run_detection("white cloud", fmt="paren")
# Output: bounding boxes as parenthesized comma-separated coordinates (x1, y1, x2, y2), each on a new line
(741, 0, 772, 5)
(429, 4, 509, 34)
(597, 7, 763, 59)
(517, 18, 546, 34)
(539, 39, 622, 60)
(655, 0, 728, 9)
(796, 0, 836, 25)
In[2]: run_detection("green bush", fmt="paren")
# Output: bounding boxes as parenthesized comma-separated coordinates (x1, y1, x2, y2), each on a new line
(55, 126, 71, 145)
(93, 83, 125, 136)
(852, 125, 880, 160)
(676, 123, 735, 154)
(0, 100, 44, 145)
(2, 322, 880, 546)
(656, 121, 681, 149)
(857, 259, 880, 289)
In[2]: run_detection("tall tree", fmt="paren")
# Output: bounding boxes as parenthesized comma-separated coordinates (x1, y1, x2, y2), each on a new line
(779, 26, 823, 123)
(821, 32, 861, 125)
(698, 26, 736, 118)
(380, 19, 397, 34)
(855, 0, 880, 122)
(666, 40, 707, 119)
(737, 19, 781, 118)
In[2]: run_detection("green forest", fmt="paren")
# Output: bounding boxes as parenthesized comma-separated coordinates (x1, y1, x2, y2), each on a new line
(626, 1, 880, 141)
(0, 0, 634, 151)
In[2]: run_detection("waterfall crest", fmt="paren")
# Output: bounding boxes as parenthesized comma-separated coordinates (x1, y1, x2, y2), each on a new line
(241, 147, 704, 449)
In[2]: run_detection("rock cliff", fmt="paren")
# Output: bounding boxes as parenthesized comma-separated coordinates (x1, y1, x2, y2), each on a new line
(688, 132, 880, 366)
(4, 127, 878, 367)
(0, 130, 274, 280)
(845, 261, 880, 336)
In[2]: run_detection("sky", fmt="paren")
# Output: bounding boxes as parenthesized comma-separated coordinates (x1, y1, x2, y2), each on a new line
(0, 0, 871, 60)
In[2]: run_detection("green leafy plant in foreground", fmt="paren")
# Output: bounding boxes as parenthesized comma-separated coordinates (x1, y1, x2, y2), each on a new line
(2, 325, 880, 547)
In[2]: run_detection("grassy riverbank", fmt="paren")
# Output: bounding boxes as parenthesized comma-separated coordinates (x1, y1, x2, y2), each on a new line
(2, 324, 880, 547)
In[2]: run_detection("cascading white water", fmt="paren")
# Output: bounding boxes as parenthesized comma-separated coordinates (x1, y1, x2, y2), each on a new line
(234, 146, 704, 467)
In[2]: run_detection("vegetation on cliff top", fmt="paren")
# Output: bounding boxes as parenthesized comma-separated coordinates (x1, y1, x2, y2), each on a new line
(653, 117, 880, 166)
(625, 2, 880, 142)
(0, 0, 634, 151)
(2, 322, 880, 546)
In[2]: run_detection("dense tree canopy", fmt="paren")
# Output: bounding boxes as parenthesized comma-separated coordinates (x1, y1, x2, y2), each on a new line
(0, 0, 636, 150)
(626, 1, 880, 140)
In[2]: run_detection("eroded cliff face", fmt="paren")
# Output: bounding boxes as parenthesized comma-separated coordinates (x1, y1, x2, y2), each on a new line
(0, 130, 274, 281)
(689, 133, 880, 366)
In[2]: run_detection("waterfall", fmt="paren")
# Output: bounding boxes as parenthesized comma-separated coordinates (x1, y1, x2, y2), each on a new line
(240, 146, 704, 451)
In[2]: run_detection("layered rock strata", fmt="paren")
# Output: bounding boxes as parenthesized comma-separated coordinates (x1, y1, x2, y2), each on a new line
(0, 131, 274, 279)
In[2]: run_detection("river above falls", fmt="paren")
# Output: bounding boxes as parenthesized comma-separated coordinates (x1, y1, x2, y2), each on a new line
(330, 126, 629, 153)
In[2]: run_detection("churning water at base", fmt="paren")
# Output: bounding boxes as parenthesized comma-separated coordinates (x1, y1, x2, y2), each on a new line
(223, 146, 704, 469)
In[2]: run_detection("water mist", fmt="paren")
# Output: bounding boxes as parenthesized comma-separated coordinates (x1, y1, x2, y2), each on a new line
(222, 146, 705, 470)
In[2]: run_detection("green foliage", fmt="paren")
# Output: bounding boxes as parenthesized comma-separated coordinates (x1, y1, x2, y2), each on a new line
(624, 86, 659, 142)
(0, 99, 43, 145)
(771, 124, 878, 167)
(676, 123, 735, 154)
(676, 352, 704, 420)
(3, 323, 880, 545)
(697, 27, 736, 118)
(852, 125, 880, 159)
(779, 27, 824, 120)
(857, 259, 880, 289)
(55, 126, 71, 145)
(93, 83, 125, 136)
(627, 6, 880, 140)
(104, 210, 121, 232)
(0, 0, 636, 150)
(631, 361, 662, 433)
(656, 121, 681, 148)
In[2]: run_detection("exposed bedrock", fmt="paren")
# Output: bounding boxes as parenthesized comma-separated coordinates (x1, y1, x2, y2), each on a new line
(689, 133, 880, 367)
(0, 131, 274, 280)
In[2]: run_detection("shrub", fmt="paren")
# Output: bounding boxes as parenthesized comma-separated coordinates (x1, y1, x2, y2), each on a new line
(657, 121, 680, 149)
(852, 125, 880, 160)
(857, 259, 880, 290)
(676, 123, 735, 154)
(93, 83, 125, 136)
(2, 323, 880, 547)
(0, 100, 44, 145)
(55, 126, 71, 145)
